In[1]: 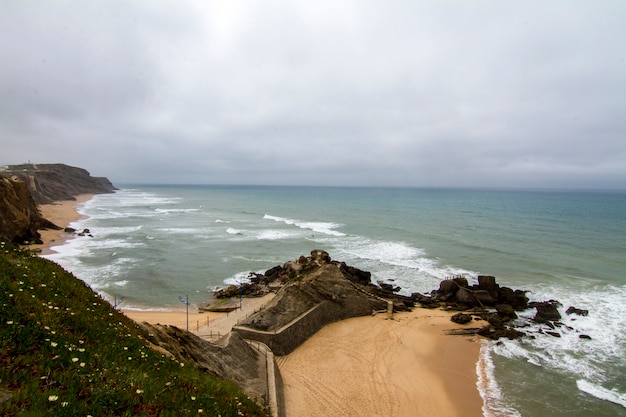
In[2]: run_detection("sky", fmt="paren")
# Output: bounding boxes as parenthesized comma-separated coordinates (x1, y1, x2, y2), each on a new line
(1, 1, 625, 189)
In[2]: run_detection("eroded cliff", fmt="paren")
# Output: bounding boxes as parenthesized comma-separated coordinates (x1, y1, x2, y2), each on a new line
(2, 163, 116, 204)
(0, 177, 57, 244)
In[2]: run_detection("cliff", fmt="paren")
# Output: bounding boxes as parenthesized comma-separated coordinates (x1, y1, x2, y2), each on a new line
(0, 177, 58, 244)
(0, 163, 116, 244)
(2, 163, 116, 205)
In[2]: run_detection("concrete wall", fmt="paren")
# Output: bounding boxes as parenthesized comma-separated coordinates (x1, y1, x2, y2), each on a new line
(233, 296, 372, 356)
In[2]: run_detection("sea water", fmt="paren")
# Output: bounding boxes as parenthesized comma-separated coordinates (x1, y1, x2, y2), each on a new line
(44, 185, 626, 416)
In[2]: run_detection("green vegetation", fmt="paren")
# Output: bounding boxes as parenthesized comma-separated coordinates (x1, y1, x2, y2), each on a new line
(0, 243, 266, 416)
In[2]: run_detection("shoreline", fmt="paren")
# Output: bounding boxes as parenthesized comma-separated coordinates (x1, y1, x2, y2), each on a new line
(124, 306, 484, 417)
(33, 194, 485, 416)
(33, 194, 93, 255)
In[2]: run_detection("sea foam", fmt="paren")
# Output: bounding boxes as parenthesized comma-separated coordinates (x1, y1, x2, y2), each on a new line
(576, 379, 626, 409)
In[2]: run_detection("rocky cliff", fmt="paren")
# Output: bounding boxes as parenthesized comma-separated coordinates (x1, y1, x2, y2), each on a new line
(0, 163, 116, 244)
(0, 177, 58, 244)
(2, 163, 116, 204)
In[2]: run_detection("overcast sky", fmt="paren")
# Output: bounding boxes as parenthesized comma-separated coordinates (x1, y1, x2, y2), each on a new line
(1, 1, 625, 189)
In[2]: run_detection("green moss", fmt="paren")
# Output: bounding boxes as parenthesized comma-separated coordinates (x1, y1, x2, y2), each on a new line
(0, 242, 266, 416)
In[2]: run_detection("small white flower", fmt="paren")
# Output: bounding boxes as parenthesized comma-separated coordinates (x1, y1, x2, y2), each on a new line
(136, 389, 144, 394)
(61, 401, 68, 407)
(6, 321, 13, 325)
(50, 342, 58, 347)
(80, 362, 85, 367)
(191, 396, 196, 401)
(48, 395, 58, 402)
(71, 357, 79, 363)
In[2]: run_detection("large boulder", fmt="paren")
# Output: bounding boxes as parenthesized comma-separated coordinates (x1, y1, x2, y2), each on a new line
(532, 301, 562, 323)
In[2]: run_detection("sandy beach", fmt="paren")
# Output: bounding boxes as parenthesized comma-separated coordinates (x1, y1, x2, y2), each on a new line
(34, 194, 93, 255)
(123, 305, 483, 417)
(35, 195, 484, 417)
(278, 309, 482, 417)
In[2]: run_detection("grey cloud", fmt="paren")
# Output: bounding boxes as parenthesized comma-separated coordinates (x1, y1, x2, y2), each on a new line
(1, 0, 625, 189)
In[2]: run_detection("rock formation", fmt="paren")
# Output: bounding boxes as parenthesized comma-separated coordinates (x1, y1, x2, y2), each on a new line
(0, 176, 59, 244)
(137, 323, 281, 410)
(2, 163, 116, 204)
(0, 163, 115, 244)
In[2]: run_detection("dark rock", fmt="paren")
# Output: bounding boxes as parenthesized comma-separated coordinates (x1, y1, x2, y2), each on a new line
(478, 275, 499, 297)
(495, 304, 517, 321)
(579, 334, 592, 340)
(478, 325, 524, 340)
(447, 328, 481, 336)
(566, 306, 589, 316)
(451, 313, 473, 324)
(545, 331, 561, 338)
(533, 301, 562, 323)
(438, 279, 458, 297)
(339, 263, 372, 285)
(264, 265, 282, 281)
(499, 287, 529, 310)
(64, 227, 76, 233)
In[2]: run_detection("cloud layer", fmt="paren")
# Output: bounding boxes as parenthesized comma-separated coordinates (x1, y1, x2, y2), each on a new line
(1, 1, 625, 189)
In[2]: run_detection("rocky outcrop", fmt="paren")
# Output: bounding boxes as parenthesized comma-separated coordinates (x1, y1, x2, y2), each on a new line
(137, 323, 274, 408)
(0, 177, 59, 244)
(0, 163, 115, 245)
(3, 163, 116, 205)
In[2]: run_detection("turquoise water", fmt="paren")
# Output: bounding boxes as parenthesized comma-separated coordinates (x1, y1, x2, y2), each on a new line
(44, 185, 626, 416)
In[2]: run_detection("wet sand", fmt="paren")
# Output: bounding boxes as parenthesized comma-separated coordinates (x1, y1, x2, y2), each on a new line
(33, 194, 93, 255)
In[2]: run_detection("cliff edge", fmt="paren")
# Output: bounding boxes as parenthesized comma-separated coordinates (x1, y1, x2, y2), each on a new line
(0, 177, 57, 244)
(0, 163, 116, 244)
(1, 163, 116, 205)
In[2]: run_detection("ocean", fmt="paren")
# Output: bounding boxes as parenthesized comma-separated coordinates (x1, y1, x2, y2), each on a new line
(43, 185, 626, 416)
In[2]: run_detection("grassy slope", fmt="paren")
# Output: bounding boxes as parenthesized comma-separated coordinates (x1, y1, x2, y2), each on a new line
(0, 243, 266, 416)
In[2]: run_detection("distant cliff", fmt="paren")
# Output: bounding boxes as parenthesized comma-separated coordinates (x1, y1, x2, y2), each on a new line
(0, 163, 116, 244)
(1, 163, 116, 205)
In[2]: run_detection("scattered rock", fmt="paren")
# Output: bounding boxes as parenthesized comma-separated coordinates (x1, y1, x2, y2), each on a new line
(532, 301, 562, 323)
(566, 306, 589, 316)
(451, 313, 473, 324)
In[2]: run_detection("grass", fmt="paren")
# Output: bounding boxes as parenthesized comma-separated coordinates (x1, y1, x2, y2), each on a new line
(0, 242, 267, 416)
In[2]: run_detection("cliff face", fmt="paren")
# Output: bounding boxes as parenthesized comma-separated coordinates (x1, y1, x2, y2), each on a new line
(0, 163, 116, 244)
(0, 177, 56, 244)
(2, 163, 116, 205)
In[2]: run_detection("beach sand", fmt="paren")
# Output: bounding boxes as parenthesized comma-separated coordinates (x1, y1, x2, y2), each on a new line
(33, 194, 93, 255)
(124, 306, 483, 417)
(35, 194, 484, 417)
(278, 309, 483, 417)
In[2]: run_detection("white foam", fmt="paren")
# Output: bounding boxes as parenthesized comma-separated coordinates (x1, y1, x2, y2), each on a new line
(577, 379, 626, 408)
(263, 214, 345, 236)
(226, 228, 244, 235)
(222, 271, 255, 286)
(154, 208, 199, 214)
(255, 229, 296, 240)
(477, 343, 522, 417)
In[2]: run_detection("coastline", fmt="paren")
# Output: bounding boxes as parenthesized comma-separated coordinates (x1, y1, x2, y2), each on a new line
(34, 194, 93, 255)
(33, 194, 484, 417)
(124, 306, 484, 417)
